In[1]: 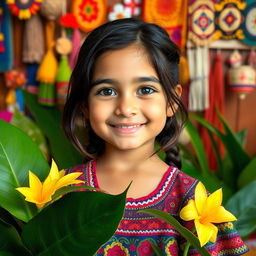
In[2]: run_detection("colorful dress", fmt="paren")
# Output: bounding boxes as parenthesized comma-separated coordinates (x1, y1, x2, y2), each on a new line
(67, 160, 248, 256)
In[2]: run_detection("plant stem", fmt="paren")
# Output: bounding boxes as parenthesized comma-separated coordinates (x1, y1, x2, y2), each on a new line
(183, 241, 190, 256)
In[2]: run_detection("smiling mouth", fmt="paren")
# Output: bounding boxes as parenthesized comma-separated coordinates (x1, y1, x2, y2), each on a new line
(109, 123, 145, 134)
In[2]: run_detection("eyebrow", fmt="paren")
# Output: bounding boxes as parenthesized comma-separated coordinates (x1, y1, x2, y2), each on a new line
(91, 76, 160, 87)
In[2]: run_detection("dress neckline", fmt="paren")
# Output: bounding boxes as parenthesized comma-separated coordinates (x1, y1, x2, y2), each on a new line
(88, 159, 176, 204)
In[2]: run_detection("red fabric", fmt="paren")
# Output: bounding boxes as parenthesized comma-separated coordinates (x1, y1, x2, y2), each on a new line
(201, 52, 225, 171)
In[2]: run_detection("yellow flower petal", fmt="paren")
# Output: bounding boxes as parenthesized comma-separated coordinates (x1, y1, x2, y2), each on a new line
(209, 224, 218, 243)
(195, 219, 215, 247)
(49, 159, 61, 180)
(195, 182, 207, 215)
(206, 206, 237, 223)
(180, 200, 199, 221)
(16, 187, 33, 199)
(55, 172, 84, 191)
(28, 171, 42, 196)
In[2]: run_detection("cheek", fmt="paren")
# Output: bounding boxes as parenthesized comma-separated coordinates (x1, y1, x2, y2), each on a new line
(89, 101, 112, 123)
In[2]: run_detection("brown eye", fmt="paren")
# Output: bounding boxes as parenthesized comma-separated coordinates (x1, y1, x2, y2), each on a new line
(137, 86, 156, 95)
(96, 88, 116, 96)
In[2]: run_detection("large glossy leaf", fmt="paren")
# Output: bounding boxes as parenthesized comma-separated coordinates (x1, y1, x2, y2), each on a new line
(184, 119, 210, 176)
(237, 157, 256, 189)
(225, 180, 256, 237)
(0, 219, 30, 256)
(0, 207, 21, 233)
(140, 209, 211, 256)
(22, 91, 84, 169)
(0, 120, 49, 222)
(22, 190, 127, 256)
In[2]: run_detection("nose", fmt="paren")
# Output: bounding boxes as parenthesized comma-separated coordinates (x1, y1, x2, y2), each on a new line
(114, 95, 138, 117)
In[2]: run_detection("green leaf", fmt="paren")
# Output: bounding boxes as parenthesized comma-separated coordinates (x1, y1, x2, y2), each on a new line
(0, 120, 49, 222)
(22, 190, 127, 256)
(235, 129, 247, 146)
(0, 251, 17, 256)
(225, 180, 256, 237)
(22, 91, 84, 169)
(178, 143, 199, 171)
(11, 110, 49, 160)
(0, 219, 30, 256)
(184, 119, 210, 176)
(0, 207, 21, 234)
(237, 157, 256, 189)
(139, 209, 211, 256)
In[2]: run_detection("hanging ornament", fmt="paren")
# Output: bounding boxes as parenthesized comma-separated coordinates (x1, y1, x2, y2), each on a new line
(123, 0, 141, 17)
(37, 21, 58, 106)
(26, 63, 39, 94)
(249, 49, 256, 69)
(5, 69, 27, 112)
(188, 0, 216, 46)
(6, 0, 42, 20)
(214, 0, 245, 40)
(59, 13, 81, 69)
(72, 0, 106, 32)
(241, 0, 256, 46)
(108, 3, 131, 21)
(228, 50, 256, 99)
(39, 0, 62, 21)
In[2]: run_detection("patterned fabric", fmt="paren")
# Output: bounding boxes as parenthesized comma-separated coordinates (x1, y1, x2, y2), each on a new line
(67, 160, 248, 256)
(214, 0, 245, 40)
(142, 0, 188, 50)
(188, 0, 216, 46)
(241, 0, 256, 46)
(71, 0, 106, 32)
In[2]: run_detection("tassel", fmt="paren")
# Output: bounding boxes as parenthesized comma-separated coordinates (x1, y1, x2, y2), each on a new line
(69, 28, 81, 69)
(179, 54, 190, 85)
(23, 14, 45, 63)
(56, 55, 71, 104)
(26, 63, 39, 94)
(37, 21, 58, 106)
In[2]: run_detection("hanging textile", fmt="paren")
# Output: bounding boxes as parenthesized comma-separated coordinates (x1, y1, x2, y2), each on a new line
(214, 0, 245, 40)
(241, 0, 256, 46)
(0, 1, 13, 71)
(72, 0, 106, 32)
(188, 46, 209, 111)
(188, 0, 217, 46)
(201, 51, 225, 171)
(142, 0, 188, 49)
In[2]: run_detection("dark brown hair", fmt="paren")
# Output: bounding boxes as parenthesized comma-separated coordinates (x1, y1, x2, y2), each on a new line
(63, 18, 187, 168)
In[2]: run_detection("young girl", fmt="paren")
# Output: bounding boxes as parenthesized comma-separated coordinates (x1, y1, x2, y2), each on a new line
(63, 18, 247, 256)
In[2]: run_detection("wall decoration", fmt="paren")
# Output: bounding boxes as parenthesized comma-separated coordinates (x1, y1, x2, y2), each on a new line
(241, 0, 256, 46)
(123, 0, 141, 16)
(188, 0, 216, 46)
(143, 0, 188, 49)
(108, 3, 131, 21)
(0, 0, 13, 71)
(6, 0, 42, 20)
(214, 0, 245, 40)
(72, 0, 106, 32)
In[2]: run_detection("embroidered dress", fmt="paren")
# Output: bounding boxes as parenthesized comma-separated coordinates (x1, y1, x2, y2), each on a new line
(67, 160, 248, 256)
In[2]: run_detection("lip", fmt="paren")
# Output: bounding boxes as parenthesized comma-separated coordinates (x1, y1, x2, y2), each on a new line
(109, 123, 145, 134)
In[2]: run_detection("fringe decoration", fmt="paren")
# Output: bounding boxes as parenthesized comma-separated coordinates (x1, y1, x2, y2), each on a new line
(69, 28, 81, 69)
(23, 14, 45, 63)
(188, 46, 209, 111)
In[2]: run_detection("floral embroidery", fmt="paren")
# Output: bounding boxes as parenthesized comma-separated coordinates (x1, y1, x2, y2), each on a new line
(165, 239, 178, 256)
(137, 240, 153, 256)
(108, 3, 131, 21)
(104, 242, 130, 256)
(79, 0, 99, 22)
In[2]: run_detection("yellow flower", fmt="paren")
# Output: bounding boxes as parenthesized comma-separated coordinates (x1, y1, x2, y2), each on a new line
(16, 159, 84, 208)
(179, 182, 237, 247)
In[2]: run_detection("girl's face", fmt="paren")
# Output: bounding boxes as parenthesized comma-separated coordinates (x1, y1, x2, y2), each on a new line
(87, 45, 180, 153)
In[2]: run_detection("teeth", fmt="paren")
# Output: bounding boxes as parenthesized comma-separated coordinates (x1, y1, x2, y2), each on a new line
(116, 124, 141, 128)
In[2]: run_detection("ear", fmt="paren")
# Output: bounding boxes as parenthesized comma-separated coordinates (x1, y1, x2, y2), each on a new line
(167, 84, 182, 117)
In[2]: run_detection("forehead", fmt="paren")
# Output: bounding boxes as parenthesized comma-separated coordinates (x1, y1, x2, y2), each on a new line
(92, 44, 158, 80)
